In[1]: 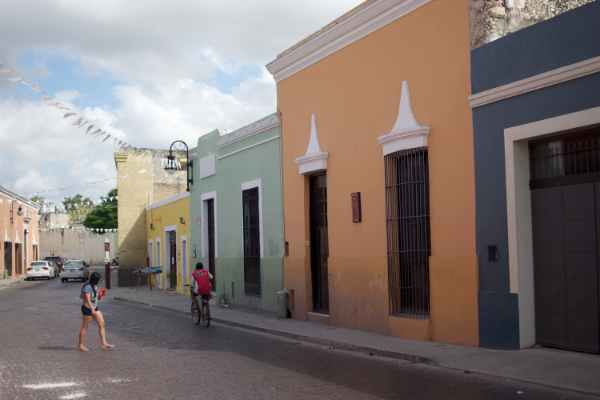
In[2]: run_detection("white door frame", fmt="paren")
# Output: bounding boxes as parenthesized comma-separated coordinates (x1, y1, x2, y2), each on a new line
(200, 191, 218, 260)
(504, 106, 600, 348)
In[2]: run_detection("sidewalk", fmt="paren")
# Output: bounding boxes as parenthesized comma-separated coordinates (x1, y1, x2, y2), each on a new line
(111, 287, 600, 397)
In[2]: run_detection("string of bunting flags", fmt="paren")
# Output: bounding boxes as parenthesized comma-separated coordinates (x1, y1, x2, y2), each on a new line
(40, 226, 118, 233)
(0, 61, 139, 152)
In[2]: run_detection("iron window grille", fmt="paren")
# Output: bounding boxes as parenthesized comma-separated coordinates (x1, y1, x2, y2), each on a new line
(530, 127, 600, 189)
(385, 147, 431, 317)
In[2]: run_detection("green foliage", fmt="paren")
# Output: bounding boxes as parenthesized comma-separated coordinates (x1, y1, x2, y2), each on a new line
(63, 194, 95, 224)
(30, 195, 44, 205)
(83, 189, 118, 230)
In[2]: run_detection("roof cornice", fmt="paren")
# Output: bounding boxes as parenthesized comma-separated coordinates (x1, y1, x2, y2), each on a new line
(266, 0, 432, 82)
(0, 185, 40, 209)
(218, 113, 280, 148)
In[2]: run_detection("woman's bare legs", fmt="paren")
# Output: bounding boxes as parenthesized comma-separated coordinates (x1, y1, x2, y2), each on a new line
(78, 316, 92, 352)
(93, 311, 114, 349)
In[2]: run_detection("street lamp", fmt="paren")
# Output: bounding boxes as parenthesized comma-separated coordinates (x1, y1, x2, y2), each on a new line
(165, 140, 194, 192)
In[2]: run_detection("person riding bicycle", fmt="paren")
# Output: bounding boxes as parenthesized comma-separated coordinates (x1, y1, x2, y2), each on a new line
(191, 262, 213, 300)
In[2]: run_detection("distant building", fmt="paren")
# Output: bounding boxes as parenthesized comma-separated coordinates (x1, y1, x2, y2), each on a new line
(114, 148, 187, 284)
(0, 185, 40, 280)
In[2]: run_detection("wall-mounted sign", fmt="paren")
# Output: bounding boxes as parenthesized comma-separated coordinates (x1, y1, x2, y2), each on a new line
(351, 192, 362, 223)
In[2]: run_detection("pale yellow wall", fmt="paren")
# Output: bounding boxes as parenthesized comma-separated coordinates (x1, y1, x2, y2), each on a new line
(146, 195, 190, 294)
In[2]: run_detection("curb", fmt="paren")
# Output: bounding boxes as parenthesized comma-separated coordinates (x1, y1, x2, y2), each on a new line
(113, 296, 433, 365)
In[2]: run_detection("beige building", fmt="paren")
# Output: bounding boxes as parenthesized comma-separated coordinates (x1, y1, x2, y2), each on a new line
(0, 185, 40, 280)
(114, 149, 187, 283)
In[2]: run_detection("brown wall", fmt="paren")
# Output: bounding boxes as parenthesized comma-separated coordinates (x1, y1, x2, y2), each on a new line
(277, 0, 478, 346)
(0, 192, 40, 279)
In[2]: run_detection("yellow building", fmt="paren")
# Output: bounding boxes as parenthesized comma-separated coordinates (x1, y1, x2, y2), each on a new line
(146, 192, 191, 295)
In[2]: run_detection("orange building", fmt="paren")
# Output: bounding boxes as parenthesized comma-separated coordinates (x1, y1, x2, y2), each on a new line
(267, 0, 478, 346)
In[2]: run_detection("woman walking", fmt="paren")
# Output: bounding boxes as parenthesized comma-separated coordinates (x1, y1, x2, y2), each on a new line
(79, 272, 114, 352)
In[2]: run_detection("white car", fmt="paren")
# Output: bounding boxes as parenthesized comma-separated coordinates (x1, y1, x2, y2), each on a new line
(25, 261, 54, 280)
(60, 260, 89, 283)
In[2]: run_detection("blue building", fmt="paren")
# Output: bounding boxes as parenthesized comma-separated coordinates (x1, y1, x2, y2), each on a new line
(471, 2, 600, 352)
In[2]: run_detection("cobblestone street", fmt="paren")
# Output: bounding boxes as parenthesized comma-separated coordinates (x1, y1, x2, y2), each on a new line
(0, 279, 595, 400)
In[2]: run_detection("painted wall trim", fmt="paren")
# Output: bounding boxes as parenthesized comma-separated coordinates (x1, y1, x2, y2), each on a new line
(378, 80, 430, 156)
(240, 178, 264, 258)
(164, 225, 177, 232)
(471, 56, 600, 108)
(218, 113, 280, 147)
(296, 114, 328, 175)
(217, 136, 280, 161)
(504, 106, 600, 348)
(266, 0, 432, 82)
(200, 191, 218, 258)
(148, 192, 190, 210)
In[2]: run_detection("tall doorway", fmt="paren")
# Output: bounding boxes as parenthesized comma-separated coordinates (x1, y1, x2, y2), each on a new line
(205, 198, 216, 288)
(3, 242, 12, 277)
(15, 244, 22, 276)
(530, 129, 600, 353)
(309, 173, 329, 313)
(243, 187, 261, 296)
(167, 231, 177, 289)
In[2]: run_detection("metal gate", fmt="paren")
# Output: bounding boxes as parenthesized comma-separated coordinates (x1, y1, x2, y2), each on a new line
(309, 173, 329, 313)
(530, 128, 600, 353)
(243, 187, 261, 296)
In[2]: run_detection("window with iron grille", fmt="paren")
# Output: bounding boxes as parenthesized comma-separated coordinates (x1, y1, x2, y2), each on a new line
(385, 147, 431, 317)
(529, 126, 600, 189)
(242, 187, 261, 296)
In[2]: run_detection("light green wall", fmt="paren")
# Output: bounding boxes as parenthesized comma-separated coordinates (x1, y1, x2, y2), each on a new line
(191, 115, 284, 313)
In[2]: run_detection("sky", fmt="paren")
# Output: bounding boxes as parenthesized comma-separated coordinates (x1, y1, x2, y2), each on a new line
(0, 0, 362, 208)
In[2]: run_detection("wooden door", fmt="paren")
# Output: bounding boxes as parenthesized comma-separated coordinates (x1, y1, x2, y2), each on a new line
(309, 173, 329, 313)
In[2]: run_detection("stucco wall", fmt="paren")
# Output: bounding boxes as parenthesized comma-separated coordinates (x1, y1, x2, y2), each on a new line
(0, 189, 40, 279)
(472, 2, 600, 348)
(191, 118, 285, 313)
(40, 229, 117, 265)
(146, 195, 190, 295)
(276, 0, 479, 346)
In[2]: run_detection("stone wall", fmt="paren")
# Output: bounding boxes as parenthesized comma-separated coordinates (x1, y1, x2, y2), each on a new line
(40, 228, 117, 265)
(471, 0, 595, 47)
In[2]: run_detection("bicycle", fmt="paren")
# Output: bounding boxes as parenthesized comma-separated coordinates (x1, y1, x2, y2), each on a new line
(187, 285, 210, 327)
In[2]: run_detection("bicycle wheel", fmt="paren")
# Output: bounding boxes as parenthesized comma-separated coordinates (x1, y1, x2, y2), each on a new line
(191, 300, 200, 325)
(200, 302, 210, 328)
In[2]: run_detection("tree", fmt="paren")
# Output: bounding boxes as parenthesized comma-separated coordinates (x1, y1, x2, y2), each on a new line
(63, 194, 95, 224)
(30, 195, 44, 204)
(84, 189, 118, 230)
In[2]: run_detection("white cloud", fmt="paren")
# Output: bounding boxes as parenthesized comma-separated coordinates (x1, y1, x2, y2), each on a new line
(0, 0, 362, 201)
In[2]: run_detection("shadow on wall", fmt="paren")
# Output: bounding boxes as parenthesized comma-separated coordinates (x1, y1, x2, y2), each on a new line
(118, 212, 147, 287)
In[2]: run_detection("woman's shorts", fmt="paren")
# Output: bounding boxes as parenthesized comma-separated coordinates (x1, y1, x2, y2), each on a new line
(81, 305, 98, 316)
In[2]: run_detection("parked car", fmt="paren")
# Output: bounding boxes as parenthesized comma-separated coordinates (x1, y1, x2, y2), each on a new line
(44, 256, 65, 273)
(60, 260, 90, 283)
(25, 261, 54, 280)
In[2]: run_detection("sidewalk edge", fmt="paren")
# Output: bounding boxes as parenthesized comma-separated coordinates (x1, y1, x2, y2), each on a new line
(113, 296, 432, 364)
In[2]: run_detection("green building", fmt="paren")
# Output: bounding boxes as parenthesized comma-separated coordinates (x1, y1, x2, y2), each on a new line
(190, 113, 284, 313)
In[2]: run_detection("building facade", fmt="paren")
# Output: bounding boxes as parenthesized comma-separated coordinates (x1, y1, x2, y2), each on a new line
(114, 148, 187, 284)
(0, 186, 40, 280)
(40, 227, 117, 265)
(267, 0, 479, 345)
(146, 193, 190, 295)
(191, 114, 284, 313)
(471, 2, 600, 352)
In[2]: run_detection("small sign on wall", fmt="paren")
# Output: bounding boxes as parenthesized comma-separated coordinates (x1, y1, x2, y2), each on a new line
(351, 192, 362, 223)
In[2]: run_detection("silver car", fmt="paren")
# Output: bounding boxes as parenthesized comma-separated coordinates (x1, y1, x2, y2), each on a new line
(60, 260, 89, 283)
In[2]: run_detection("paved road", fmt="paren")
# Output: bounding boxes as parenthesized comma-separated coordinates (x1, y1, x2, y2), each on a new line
(0, 279, 594, 400)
